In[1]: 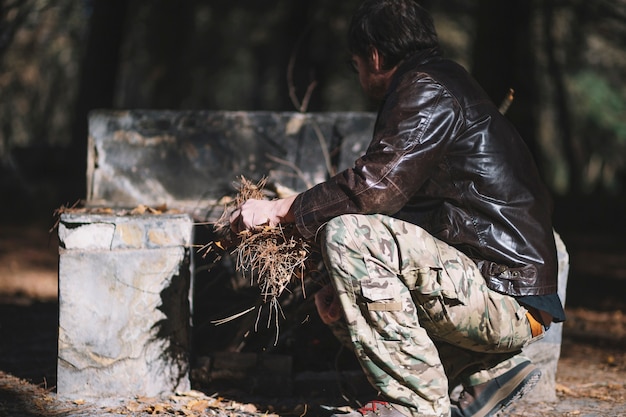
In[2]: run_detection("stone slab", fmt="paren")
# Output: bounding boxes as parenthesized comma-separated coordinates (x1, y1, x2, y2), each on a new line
(209, 352, 294, 396)
(87, 110, 376, 220)
(520, 231, 569, 403)
(57, 213, 194, 400)
(58, 212, 194, 250)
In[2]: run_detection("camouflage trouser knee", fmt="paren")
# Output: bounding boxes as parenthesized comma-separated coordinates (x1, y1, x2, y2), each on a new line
(321, 214, 537, 417)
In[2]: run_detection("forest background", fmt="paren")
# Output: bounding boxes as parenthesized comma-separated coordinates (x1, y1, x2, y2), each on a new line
(0, 0, 625, 309)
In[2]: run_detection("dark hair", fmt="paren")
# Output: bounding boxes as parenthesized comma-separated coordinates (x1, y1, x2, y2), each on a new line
(348, 0, 439, 69)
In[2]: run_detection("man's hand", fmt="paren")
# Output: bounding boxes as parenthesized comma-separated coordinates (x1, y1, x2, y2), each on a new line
(229, 195, 297, 234)
(314, 283, 343, 324)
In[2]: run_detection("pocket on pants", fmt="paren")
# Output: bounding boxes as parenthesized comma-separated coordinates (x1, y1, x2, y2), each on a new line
(405, 266, 467, 338)
(360, 255, 402, 307)
(406, 266, 465, 305)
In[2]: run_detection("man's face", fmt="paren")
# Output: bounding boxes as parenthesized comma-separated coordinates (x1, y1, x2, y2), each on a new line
(351, 54, 391, 101)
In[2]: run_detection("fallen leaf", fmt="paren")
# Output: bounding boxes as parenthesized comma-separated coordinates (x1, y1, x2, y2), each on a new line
(556, 383, 576, 397)
(187, 399, 210, 412)
(125, 401, 143, 412)
(131, 205, 148, 215)
(239, 403, 258, 413)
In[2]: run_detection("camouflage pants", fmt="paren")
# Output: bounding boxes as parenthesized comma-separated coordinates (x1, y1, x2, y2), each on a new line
(321, 214, 539, 417)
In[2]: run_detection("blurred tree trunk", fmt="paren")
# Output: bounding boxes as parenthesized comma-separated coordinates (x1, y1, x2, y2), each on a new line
(142, 0, 195, 108)
(1, 0, 30, 165)
(541, 0, 578, 193)
(70, 0, 128, 202)
(471, 0, 539, 160)
(0, 0, 29, 62)
(282, 0, 314, 111)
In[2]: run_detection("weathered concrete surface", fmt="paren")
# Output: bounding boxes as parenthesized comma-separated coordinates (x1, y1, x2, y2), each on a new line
(87, 110, 375, 219)
(520, 231, 569, 403)
(57, 212, 194, 400)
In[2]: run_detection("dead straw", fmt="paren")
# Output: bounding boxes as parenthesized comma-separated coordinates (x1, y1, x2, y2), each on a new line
(203, 177, 311, 341)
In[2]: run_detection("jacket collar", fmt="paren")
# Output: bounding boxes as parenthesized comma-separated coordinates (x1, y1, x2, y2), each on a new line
(396, 46, 443, 74)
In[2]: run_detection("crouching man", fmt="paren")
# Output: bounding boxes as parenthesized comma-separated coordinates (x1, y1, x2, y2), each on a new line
(230, 1, 565, 416)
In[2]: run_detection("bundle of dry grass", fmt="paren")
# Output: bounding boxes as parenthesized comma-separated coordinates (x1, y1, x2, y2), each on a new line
(233, 226, 309, 302)
(206, 176, 311, 309)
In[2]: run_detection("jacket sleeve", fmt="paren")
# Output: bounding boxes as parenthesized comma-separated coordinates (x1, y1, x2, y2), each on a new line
(292, 77, 464, 239)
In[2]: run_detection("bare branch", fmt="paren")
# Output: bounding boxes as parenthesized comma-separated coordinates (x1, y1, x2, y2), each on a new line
(266, 153, 314, 190)
(311, 121, 336, 177)
(299, 79, 318, 113)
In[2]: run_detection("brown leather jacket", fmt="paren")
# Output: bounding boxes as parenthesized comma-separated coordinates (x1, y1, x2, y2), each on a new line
(292, 48, 558, 298)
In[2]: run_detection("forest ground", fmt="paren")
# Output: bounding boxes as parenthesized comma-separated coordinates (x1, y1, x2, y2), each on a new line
(0, 204, 625, 416)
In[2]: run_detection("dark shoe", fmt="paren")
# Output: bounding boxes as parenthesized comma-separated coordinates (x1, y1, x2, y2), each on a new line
(331, 401, 411, 417)
(450, 361, 541, 417)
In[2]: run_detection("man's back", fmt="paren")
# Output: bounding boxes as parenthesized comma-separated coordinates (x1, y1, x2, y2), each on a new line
(379, 52, 558, 296)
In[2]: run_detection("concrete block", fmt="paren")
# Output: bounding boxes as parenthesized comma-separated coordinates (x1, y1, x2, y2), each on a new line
(208, 352, 294, 396)
(57, 212, 194, 400)
(212, 351, 258, 372)
(520, 231, 569, 403)
(258, 353, 292, 376)
(87, 110, 376, 219)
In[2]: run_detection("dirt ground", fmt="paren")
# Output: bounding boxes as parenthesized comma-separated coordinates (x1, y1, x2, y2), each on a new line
(1, 221, 625, 417)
